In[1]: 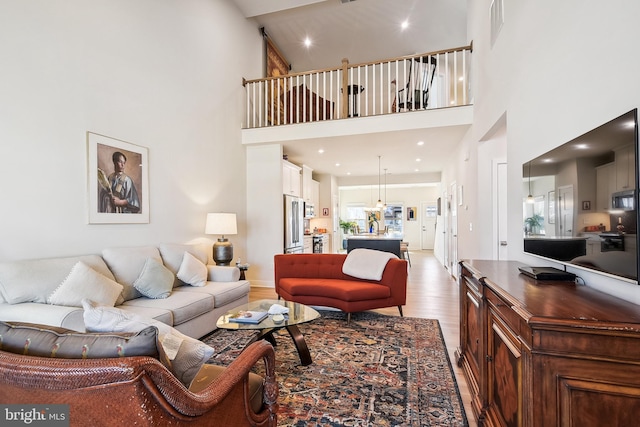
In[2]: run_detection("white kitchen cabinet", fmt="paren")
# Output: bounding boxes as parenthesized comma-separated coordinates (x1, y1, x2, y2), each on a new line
(596, 162, 616, 211)
(303, 235, 313, 253)
(312, 180, 320, 210)
(615, 144, 634, 191)
(282, 161, 301, 197)
(583, 233, 602, 255)
(302, 165, 314, 203)
(321, 234, 329, 253)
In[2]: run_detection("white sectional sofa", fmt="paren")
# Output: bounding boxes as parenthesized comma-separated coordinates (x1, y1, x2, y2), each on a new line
(0, 243, 250, 339)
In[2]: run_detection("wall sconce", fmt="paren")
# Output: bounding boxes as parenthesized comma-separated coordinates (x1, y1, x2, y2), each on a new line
(205, 213, 237, 265)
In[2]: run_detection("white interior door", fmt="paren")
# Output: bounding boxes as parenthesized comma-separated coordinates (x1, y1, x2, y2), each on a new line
(449, 182, 458, 277)
(558, 185, 574, 237)
(496, 161, 508, 259)
(442, 190, 449, 268)
(420, 201, 437, 250)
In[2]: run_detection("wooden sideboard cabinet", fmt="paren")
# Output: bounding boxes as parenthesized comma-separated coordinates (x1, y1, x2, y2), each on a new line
(456, 260, 640, 427)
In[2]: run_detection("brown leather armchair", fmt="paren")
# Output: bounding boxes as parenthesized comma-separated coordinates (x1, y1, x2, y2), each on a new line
(0, 340, 278, 426)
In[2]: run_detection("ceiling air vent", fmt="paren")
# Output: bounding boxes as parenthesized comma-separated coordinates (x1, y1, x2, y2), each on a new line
(340, 0, 356, 3)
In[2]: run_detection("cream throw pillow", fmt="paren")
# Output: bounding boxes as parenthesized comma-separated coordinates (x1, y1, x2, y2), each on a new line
(48, 262, 123, 307)
(177, 252, 208, 287)
(133, 258, 174, 299)
(81, 299, 215, 388)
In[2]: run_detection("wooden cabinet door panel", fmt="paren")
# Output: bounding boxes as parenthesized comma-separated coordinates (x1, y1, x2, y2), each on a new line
(487, 312, 522, 427)
(464, 287, 482, 382)
(536, 355, 640, 426)
(458, 269, 487, 423)
(559, 379, 640, 427)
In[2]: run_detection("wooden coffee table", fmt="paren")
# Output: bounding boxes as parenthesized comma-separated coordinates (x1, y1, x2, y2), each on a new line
(216, 299, 320, 366)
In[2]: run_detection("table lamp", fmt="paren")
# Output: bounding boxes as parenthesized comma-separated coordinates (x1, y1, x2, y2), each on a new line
(205, 213, 237, 265)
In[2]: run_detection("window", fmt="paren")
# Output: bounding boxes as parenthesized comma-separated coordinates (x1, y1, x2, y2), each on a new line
(345, 204, 367, 232)
(344, 203, 404, 235)
(382, 204, 404, 235)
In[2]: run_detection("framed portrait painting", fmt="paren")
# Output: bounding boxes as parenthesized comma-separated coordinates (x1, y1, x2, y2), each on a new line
(87, 132, 149, 224)
(407, 207, 417, 221)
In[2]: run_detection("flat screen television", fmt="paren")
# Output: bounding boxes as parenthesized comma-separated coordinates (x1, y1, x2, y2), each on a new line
(522, 109, 639, 283)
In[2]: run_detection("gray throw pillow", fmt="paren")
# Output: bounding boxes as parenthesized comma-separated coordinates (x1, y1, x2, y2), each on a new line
(0, 321, 158, 359)
(133, 258, 174, 299)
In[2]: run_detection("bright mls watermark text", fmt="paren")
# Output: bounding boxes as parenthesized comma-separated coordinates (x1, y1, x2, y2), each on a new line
(1, 405, 69, 426)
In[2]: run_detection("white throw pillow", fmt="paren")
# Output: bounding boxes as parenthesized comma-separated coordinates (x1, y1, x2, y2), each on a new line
(81, 299, 215, 388)
(158, 243, 209, 276)
(102, 246, 162, 301)
(177, 252, 208, 287)
(133, 258, 174, 299)
(47, 262, 123, 307)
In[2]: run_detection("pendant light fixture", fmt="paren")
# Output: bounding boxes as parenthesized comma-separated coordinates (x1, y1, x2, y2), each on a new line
(383, 168, 388, 210)
(375, 155, 383, 209)
(526, 161, 535, 204)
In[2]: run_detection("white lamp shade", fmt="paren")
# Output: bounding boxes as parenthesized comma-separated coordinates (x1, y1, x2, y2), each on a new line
(205, 213, 237, 236)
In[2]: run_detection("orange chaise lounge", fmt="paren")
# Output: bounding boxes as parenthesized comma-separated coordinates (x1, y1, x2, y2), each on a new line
(274, 252, 408, 321)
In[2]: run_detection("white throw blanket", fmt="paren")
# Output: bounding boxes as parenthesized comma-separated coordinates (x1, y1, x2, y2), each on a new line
(342, 248, 399, 281)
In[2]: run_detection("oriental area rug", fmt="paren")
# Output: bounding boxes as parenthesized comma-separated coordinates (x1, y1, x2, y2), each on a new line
(203, 311, 468, 427)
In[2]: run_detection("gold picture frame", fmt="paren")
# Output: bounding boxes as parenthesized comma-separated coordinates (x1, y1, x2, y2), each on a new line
(407, 207, 417, 221)
(87, 132, 149, 224)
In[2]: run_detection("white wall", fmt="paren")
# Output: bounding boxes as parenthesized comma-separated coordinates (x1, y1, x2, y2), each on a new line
(444, 0, 640, 304)
(0, 0, 262, 261)
(246, 144, 284, 287)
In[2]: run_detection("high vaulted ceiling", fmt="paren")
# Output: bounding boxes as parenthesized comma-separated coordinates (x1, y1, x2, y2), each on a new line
(232, 0, 469, 181)
(233, 0, 467, 72)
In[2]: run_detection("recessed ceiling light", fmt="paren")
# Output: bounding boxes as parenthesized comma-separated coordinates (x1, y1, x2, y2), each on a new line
(335, 163, 340, 167)
(318, 149, 324, 154)
(414, 168, 419, 172)
(401, 20, 409, 30)
(575, 144, 588, 149)
(417, 141, 424, 146)
(416, 158, 421, 162)
(304, 37, 311, 47)
(458, 76, 464, 81)
(347, 172, 351, 175)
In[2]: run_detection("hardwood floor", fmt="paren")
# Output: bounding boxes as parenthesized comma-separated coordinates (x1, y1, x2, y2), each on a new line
(249, 250, 477, 426)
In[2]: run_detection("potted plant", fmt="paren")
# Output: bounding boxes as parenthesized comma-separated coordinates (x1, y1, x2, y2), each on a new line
(339, 219, 357, 249)
(339, 219, 356, 234)
(524, 213, 544, 235)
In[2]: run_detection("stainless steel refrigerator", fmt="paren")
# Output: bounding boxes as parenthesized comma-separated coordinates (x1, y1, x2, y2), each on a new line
(284, 194, 304, 253)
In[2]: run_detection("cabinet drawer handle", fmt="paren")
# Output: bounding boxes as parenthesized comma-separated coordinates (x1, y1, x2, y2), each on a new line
(496, 303, 505, 307)
(486, 355, 493, 362)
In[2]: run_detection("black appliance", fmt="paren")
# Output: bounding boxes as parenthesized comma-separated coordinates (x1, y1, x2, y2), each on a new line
(313, 235, 323, 253)
(612, 190, 635, 211)
(521, 108, 639, 282)
(600, 232, 625, 252)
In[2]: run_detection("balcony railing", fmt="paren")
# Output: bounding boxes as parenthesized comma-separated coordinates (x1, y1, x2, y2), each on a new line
(242, 44, 472, 129)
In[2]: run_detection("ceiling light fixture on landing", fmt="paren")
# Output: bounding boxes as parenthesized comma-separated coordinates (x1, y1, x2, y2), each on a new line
(526, 161, 535, 204)
(376, 155, 383, 209)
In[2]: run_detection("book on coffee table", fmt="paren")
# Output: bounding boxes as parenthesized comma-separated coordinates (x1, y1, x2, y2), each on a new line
(229, 310, 268, 324)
